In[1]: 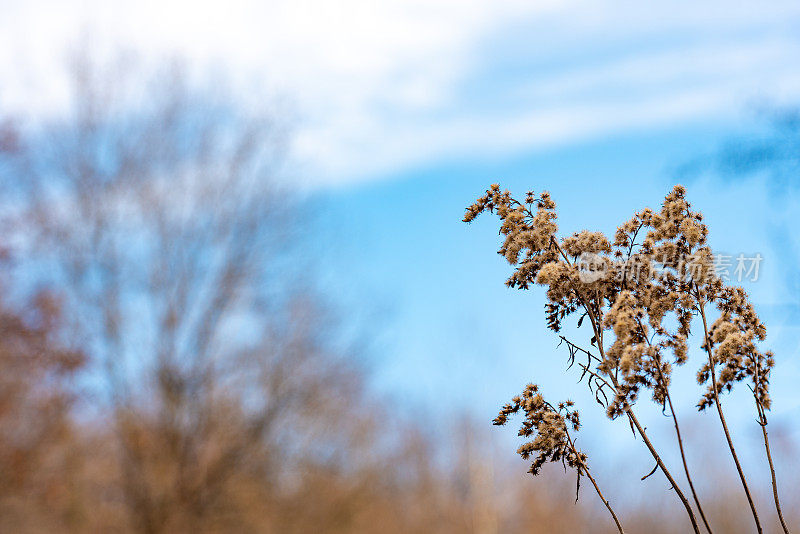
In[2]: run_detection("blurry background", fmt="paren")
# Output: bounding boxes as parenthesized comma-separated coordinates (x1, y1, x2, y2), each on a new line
(0, 1, 798, 532)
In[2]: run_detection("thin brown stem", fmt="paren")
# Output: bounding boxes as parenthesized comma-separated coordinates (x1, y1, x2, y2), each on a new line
(759, 407, 790, 534)
(564, 430, 625, 534)
(584, 470, 625, 534)
(697, 298, 762, 534)
(665, 391, 713, 534)
(623, 406, 700, 534)
(753, 362, 790, 534)
(634, 317, 713, 534)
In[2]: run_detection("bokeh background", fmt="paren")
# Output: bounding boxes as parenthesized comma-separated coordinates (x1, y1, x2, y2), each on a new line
(0, 1, 798, 532)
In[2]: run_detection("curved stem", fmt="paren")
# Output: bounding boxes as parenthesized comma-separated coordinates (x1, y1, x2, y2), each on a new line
(760, 408, 790, 534)
(584, 470, 626, 534)
(635, 316, 713, 534)
(697, 298, 762, 534)
(753, 362, 790, 534)
(564, 430, 625, 534)
(665, 391, 713, 534)
(617, 383, 700, 534)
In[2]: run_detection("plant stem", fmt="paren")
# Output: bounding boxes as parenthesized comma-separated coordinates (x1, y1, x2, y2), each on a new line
(564, 430, 625, 534)
(616, 382, 700, 534)
(664, 391, 713, 534)
(759, 407, 790, 534)
(635, 317, 713, 534)
(697, 298, 762, 534)
(753, 363, 790, 534)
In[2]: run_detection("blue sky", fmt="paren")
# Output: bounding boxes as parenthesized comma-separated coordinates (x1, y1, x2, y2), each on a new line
(3, 0, 800, 482)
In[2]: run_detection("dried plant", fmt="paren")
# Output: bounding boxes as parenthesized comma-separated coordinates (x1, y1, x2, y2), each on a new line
(494, 384, 624, 533)
(465, 184, 791, 534)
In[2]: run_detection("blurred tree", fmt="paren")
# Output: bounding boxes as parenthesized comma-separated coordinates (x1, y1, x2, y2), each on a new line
(0, 290, 84, 532)
(0, 52, 371, 533)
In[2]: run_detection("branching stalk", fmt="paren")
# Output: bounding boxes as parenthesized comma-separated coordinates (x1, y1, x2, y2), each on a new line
(552, 238, 701, 534)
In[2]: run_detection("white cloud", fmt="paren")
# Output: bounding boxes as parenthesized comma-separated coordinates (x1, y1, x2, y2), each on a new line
(1, 0, 799, 188)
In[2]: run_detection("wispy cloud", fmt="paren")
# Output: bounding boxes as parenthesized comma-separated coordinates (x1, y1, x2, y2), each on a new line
(1, 0, 799, 187)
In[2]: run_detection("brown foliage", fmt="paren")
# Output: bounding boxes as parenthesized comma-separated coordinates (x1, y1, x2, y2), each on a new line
(0, 291, 84, 531)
